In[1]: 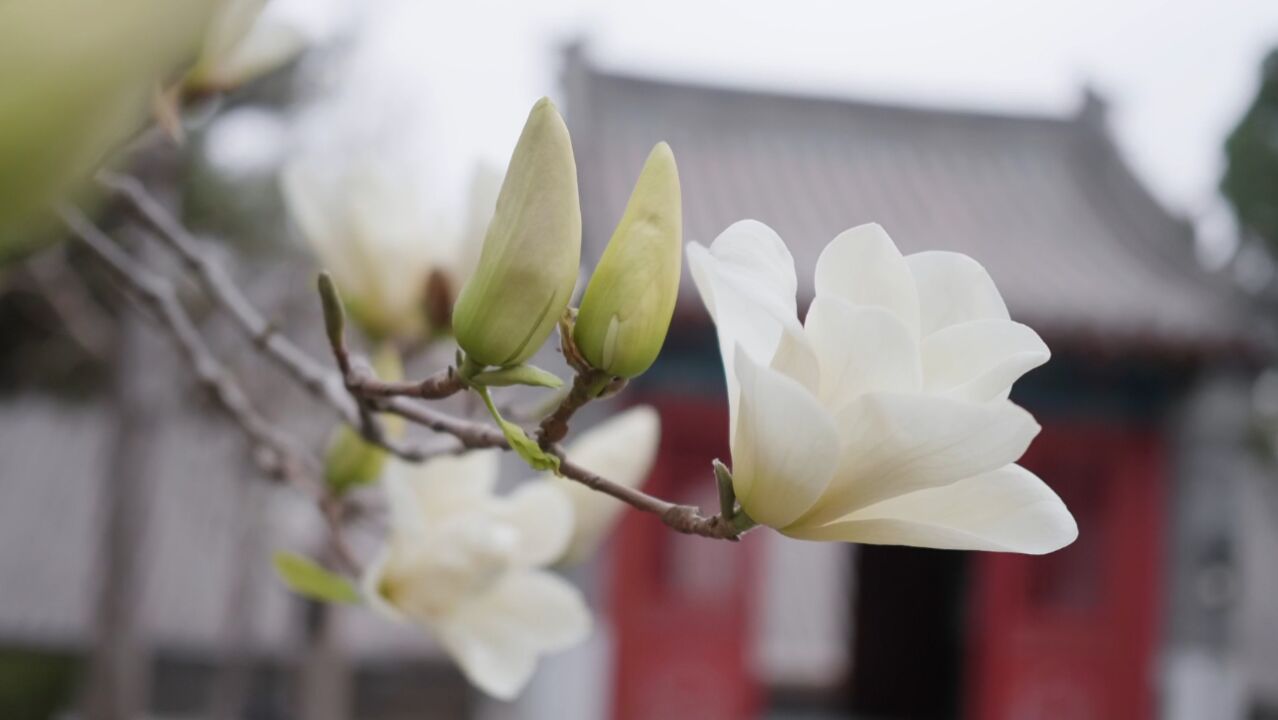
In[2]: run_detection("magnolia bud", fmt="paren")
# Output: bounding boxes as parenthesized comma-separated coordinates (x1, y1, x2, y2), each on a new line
(573, 142, 682, 378)
(323, 345, 403, 493)
(452, 98, 582, 368)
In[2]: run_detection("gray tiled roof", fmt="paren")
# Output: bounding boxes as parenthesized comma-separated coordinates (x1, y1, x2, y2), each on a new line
(566, 55, 1251, 351)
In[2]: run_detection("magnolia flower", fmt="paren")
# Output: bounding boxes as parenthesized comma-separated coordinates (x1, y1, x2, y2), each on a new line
(542, 406, 661, 566)
(0, 0, 211, 247)
(187, 0, 307, 92)
(281, 111, 494, 341)
(688, 221, 1076, 553)
(364, 450, 591, 699)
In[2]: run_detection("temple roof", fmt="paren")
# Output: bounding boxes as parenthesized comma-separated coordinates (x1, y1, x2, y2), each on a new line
(565, 54, 1252, 353)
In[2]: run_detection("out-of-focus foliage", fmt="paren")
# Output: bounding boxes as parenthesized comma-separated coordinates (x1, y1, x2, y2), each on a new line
(0, 649, 78, 720)
(1222, 48, 1278, 252)
(0, 0, 218, 260)
(273, 552, 362, 604)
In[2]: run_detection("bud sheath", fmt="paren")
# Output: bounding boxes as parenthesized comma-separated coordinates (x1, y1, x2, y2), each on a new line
(574, 142, 682, 378)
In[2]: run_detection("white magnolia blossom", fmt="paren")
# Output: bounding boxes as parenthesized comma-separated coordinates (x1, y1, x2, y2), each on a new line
(189, 0, 307, 91)
(281, 94, 495, 340)
(543, 406, 661, 566)
(688, 221, 1076, 554)
(364, 450, 591, 699)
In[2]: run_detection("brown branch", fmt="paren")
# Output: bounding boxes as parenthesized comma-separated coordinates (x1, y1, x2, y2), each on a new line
(21, 247, 115, 360)
(537, 369, 613, 446)
(102, 172, 433, 463)
(375, 395, 742, 540)
(58, 204, 320, 490)
(348, 368, 465, 401)
(99, 171, 352, 417)
(96, 174, 748, 542)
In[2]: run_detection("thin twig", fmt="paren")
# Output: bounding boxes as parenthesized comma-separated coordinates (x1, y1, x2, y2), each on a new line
(100, 171, 352, 417)
(376, 396, 741, 540)
(348, 368, 465, 401)
(58, 203, 318, 489)
(100, 173, 747, 542)
(537, 369, 611, 446)
(23, 247, 115, 360)
(105, 172, 446, 466)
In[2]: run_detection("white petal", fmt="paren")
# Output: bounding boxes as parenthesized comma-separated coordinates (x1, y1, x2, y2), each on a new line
(770, 321, 820, 395)
(922, 319, 1050, 402)
(550, 406, 660, 566)
(384, 450, 500, 534)
(436, 570, 592, 700)
(204, 11, 306, 88)
(813, 223, 920, 337)
(493, 483, 574, 568)
(359, 545, 404, 622)
(687, 221, 804, 431)
(805, 296, 921, 413)
(792, 394, 1040, 527)
(784, 464, 1077, 554)
(731, 347, 840, 528)
(281, 159, 350, 285)
(200, 0, 270, 71)
(905, 251, 1009, 337)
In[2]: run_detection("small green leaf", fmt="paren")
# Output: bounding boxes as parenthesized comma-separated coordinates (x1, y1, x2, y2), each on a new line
(476, 386, 561, 473)
(323, 425, 387, 494)
(470, 363, 564, 389)
(713, 459, 735, 519)
(272, 552, 362, 604)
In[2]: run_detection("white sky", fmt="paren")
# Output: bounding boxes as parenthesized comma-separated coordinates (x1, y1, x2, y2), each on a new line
(270, 0, 1278, 221)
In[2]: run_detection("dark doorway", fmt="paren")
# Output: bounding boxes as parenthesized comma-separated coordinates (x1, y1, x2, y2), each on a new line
(849, 546, 967, 719)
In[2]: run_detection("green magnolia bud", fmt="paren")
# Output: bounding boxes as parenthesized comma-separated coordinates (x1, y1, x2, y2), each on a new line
(573, 142, 682, 378)
(452, 98, 582, 367)
(323, 345, 403, 493)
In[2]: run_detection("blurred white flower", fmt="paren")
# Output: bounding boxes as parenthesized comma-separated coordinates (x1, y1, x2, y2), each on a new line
(0, 0, 213, 246)
(543, 406, 661, 566)
(688, 221, 1076, 554)
(188, 0, 307, 91)
(364, 450, 591, 699)
(203, 106, 288, 179)
(280, 86, 495, 341)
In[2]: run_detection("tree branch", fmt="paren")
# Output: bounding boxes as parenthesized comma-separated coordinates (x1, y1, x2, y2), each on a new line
(100, 171, 353, 417)
(95, 174, 748, 542)
(57, 204, 363, 573)
(59, 204, 315, 486)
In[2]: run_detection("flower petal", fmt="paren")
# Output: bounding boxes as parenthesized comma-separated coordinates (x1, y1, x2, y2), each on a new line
(359, 545, 404, 622)
(783, 464, 1077, 554)
(805, 296, 921, 413)
(731, 347, 840, 528)
(436, 570, 592, 700)
(550, 406, 660, 566)
(385, 450, 500, 534)
(922, 319, 1050, 402)
(905, 251, 1008, 337)
(688, 221, 805, 428)
(792, 394, 1040, 527)
(813, 223, 920, 337)
(493, 483, 574, 568)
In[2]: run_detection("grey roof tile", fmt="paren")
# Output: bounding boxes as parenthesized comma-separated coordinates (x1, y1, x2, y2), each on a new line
(566, 59, 1253, 351)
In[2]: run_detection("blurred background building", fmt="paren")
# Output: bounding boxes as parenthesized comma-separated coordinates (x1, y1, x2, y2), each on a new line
(564, 46, 1271, 719)
(3, 1, 1278, 719)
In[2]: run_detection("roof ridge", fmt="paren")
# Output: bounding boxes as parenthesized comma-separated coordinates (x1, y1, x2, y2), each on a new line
(576, 59, 1081, 130)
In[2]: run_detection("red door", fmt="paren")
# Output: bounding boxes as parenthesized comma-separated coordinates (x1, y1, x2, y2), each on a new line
(610, 396, 762, 720)
(966, 423, 1165, 720)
